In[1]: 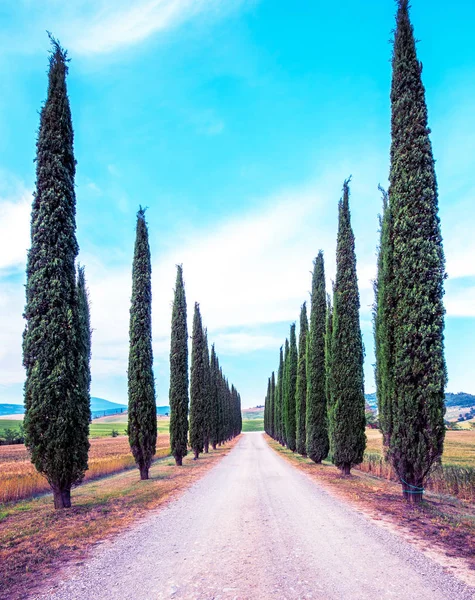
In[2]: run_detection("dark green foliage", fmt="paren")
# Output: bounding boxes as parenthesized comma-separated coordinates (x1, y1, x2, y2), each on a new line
(324, 294, 333, 409)
(202, 328, 211, 453)
(209, 345, 220, 450)
(169, 265, 188, 466)
(264, 378, 270, 434)
(23, 38, 90, 509)
(189, 303, 205, 458)
(282, 339, 290, 447)
(128, 208, 157, 481)
(296, 303, 308, 456)
(77, 265, 91, 429)
(270, 371, 275, 439)
(277, 347, 284, 444)
(377, 0, 446, 501)
(329, 180, 366, 475)
(285, 326, 298, 452)
(373, 188, 393, 449)
(306, 252, 329, 463)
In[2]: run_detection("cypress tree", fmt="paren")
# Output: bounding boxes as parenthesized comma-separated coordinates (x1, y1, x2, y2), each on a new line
(77, 266, 92, 430)
(282, 339, 290, 447)
(209, 345, 220, 450)
(379, 0, 446, 502)
(277, 346, 284, 444)
(329, 180, 366, 475)
(296, 303, 308, 456)
(373, 189, 393, 449)
(169, 265, 188, 466)
(270, 371, 276, 439)
(23, 38, 90, 509)
(306, 252, 329, 463)
(285, 325, 298, 452)
(128, 208, 157, 481)
(324, 294, 333, 409)
(189, 303, 205, 459)
(264, 378, 270, 434)
(202, 328, 211, 453)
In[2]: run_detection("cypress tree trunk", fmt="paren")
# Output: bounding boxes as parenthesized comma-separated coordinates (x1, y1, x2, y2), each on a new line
(329, 180, 366, 475)
(306, 252, 329, 463)
(23, 38, 90, 509)
(189, 303, 205, 459)
(382, 0, 446, 502)
(169, 265, 189, 466)
(285, 326, 298, 452)
(128, 208, 157, 481)
(296, 303, 308, 456)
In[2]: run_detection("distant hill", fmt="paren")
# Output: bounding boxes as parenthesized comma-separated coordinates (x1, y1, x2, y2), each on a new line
(90, 397, 126, 411)
(365, 392, 475, 413)
(445, 392, 475, 408)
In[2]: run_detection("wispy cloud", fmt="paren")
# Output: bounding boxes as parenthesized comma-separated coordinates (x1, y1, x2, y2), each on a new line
(20, 0, 248, 56)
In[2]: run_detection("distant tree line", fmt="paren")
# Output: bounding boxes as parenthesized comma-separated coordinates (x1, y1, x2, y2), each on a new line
(22, 37, 241, 509)
(265, 1, 446, 503)
(265, 179, 366, 477)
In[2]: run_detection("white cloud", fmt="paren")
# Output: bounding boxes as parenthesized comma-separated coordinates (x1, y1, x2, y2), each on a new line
(0, 186, 31, 272)
(24, 0, 248, 56)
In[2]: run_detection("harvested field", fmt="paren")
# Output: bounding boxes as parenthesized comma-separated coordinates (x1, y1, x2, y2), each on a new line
(0, 435, 170, 503)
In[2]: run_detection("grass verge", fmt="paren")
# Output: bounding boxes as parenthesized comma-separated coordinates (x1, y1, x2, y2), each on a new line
(265, 435, 475, 583)
(0, 438, 240, 600)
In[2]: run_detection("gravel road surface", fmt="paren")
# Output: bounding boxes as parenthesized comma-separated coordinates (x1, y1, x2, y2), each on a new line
(37, 432, 474, 600)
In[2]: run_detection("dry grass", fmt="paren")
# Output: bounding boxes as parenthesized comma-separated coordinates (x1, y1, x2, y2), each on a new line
(0, 435, 170, 503)
(265, 435, 475, 580)
(0, 438, 239, 600)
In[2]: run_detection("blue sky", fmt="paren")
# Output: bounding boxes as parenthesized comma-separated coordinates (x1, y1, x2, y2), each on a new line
(0, 0, 474, 408)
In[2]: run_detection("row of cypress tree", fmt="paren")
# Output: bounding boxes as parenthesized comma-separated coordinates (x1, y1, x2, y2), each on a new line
(265, 1, 446, 501)
(170, 266, 242, 465)
(264, 179, 366, 476)
(23, 37, 241, 508)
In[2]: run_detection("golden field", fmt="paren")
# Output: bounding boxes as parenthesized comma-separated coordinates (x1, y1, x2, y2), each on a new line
(0, 435, 170, 504)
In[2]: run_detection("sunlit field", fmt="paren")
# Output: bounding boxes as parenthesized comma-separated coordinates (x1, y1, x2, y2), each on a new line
(0, 428, 170, 503)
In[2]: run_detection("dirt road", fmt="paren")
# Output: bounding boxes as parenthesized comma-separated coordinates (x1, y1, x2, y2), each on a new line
(38, 433, 474, 600)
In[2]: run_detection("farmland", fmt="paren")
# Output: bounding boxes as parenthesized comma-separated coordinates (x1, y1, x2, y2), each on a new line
(0, 428, 171, 503)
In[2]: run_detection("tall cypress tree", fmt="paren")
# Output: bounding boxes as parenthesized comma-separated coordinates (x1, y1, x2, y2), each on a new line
(77, 266, 91, 434)
(373, 189, 393, 449)
(23, 38, 90, 509)
(306, 252, 329, 463)
(202, 328, 211, 453)
(209, 345, 220, 450)
(128, 208, 157, 481)
(277, 346, 284, 444)
(189, 303, 205, 459)
(169, 265, 188, 466)
(285, 325, 298, 452)
(270, 371, 276, 439)
(282, 339, 290, 447)
(329, 180, 366, 475)
(264, 378, 270, 434)
(296, 303, 308, 456)
(378, 0, 446, 502)
(324, 294, 333, 410)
